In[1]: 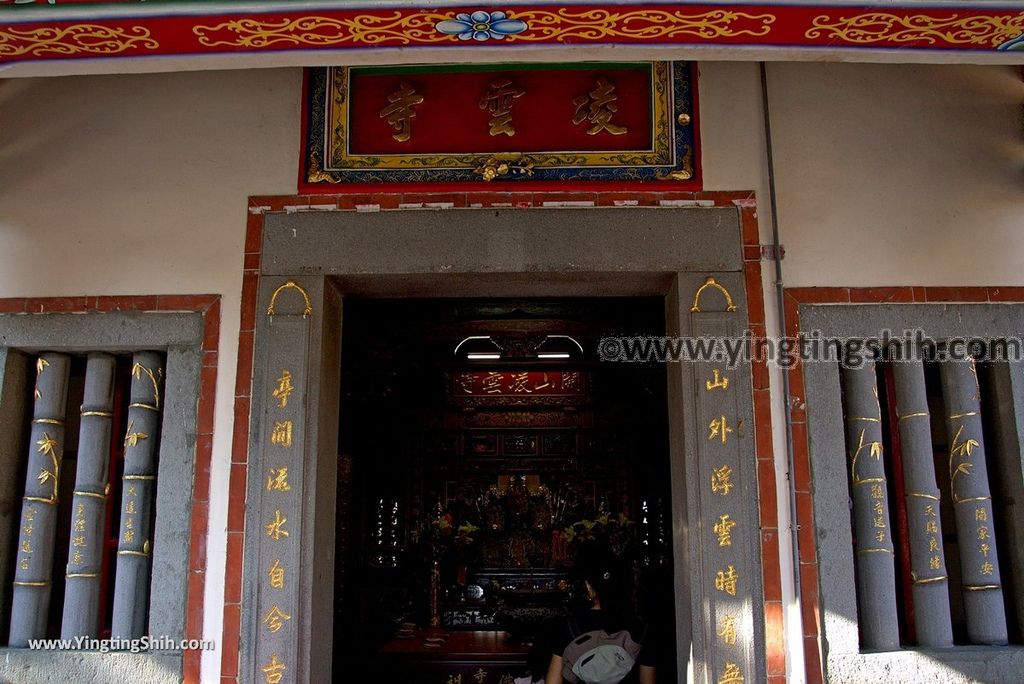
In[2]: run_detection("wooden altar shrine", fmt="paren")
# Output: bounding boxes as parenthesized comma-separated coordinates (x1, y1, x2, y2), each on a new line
(333, 298, 677, 682)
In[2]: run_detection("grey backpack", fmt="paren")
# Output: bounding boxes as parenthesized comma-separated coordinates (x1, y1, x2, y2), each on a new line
(561, 616, 646, 684)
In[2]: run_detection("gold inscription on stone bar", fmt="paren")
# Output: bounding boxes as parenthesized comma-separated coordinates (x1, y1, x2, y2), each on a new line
(718, 662, 744, 684)
(706, 369, 730, 391)
(271, 421, 293, 448)
(711, 464, 735, 496)
(265, 510, 289, 541)
(261, 654, 286, 684)
(717, 614, 738, 645)
(708, 415, 734, 444)
(262, 605, 291, 633)
(713, 514, 736, 547)
(268, 558, 285, 589)
(267, 467, 291, 492)
(714, 565, 738, 596)
(272, 369, 295, 408)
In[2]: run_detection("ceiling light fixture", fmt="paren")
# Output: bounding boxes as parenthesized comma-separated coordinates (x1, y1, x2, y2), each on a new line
(454, 335, 503, 361)
(535, 335, 584, 360)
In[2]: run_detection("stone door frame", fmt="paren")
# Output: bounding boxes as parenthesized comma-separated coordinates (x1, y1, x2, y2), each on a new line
(230, 202, 770, 684)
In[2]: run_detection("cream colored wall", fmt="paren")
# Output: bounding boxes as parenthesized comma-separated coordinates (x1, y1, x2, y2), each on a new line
(0, 68, 300, 683)
(0, 62, 1020, 683)
(766, 63, 1024, 287)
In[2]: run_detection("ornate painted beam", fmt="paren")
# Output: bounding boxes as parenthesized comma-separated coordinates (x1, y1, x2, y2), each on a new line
(1, 2, 1022, 75)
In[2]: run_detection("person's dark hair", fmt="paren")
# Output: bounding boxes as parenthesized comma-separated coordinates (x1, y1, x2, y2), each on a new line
(573, 544, 632, 623)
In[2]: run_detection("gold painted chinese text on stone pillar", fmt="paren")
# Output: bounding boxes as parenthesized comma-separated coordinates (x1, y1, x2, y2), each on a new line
(687, 274, 761, 684)
(249, 279, 315, 683)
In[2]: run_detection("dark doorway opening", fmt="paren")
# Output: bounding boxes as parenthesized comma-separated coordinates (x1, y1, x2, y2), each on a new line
(333, 297, 677, 682)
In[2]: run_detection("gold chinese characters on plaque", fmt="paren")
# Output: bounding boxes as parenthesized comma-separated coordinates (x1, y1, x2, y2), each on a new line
(309, 63, 697, 184)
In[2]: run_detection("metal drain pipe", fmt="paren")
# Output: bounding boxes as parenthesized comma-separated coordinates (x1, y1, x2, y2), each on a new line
(760, 61, 806, 680)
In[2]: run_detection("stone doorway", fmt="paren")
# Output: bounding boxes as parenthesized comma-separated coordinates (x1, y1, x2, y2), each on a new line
(238, 207, 765, 684)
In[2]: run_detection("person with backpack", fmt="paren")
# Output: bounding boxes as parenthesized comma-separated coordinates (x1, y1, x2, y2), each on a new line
(543, 549, 657, 684)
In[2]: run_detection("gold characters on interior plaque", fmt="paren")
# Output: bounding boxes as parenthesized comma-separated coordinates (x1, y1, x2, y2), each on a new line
(379, 81, 424, 142)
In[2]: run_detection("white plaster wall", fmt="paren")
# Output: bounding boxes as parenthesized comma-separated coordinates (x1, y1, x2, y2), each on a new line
(0, 68, 301, 683)
(0, 62, 1021, 683)
(766, 62, 1024, 287)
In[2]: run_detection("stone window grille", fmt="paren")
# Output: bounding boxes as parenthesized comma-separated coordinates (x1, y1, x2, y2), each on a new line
(802, 304, 1024, 681)
(2, 351, 164, 644)
(0, 310, 202, 679)
(838, 344, 1023, 650)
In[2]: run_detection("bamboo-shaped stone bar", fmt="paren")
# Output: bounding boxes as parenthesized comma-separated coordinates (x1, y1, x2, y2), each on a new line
(891, 352, 954, 647)
(111, 352, 164, 639)
(939, 356, 1008, 645)
(842, 353, 899, 650)
(9, 353, 71, 647)
(61, 353, 116, 639)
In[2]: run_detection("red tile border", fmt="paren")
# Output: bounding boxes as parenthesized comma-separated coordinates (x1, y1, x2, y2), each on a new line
(221, 209, 262, 683)
(762, 530, 783, 603)
(0, 293, 219, 684)
(848, 286, 914, 304)
(783, 285, 1024, 683)
(25, 296, 92, 312)
(223, 192, 782, 681)
(765, 600, 786, 676)
(226, 462, 247, 533)
(224, 531, 245, 605)
(220, 603, 242, 679)
(757, 459, 780, 531)
(922, 286, 990, 302)
(803, 635, 823, 684)
(736, 197, 785, 681)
